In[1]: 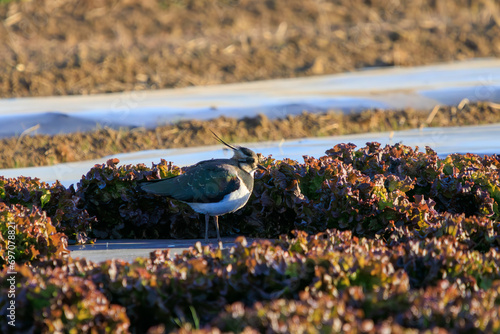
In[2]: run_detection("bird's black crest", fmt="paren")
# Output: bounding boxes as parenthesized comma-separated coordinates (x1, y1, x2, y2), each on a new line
(211, 130, 237, 150)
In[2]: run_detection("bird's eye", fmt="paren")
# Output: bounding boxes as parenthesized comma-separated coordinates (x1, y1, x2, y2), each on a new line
(246, 157, 255, 164)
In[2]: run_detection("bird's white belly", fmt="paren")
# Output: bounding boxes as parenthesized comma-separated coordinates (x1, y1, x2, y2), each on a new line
(187, 183, 251, 216)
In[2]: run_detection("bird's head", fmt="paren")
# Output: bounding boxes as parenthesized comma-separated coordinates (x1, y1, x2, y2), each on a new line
(211, 131, 266, 175)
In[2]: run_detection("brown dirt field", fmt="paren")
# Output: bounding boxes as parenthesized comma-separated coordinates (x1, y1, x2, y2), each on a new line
(1, 0, 499, 97)
(2, 101, 499, 169)
(1, 1, 500, 169)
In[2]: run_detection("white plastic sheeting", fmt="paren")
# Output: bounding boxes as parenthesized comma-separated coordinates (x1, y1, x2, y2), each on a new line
(1, 59, 499, 137)
(1, 122, 499, 188)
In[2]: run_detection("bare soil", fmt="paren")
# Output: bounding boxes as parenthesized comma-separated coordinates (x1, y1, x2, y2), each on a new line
(1, 0, 499, 97)
(1, 1, 500, 169)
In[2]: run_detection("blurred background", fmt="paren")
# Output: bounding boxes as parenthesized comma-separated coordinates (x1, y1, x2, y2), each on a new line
(0, 0, 499, 186)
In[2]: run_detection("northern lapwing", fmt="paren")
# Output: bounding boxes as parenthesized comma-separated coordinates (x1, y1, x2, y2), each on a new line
(139, 132, 265, 248)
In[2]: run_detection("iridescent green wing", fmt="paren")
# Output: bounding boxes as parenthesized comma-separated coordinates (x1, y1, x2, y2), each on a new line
(140, 163, 240, 203)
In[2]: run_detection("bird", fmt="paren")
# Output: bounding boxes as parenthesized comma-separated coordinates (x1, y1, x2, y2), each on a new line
(139, 132, 265, 248)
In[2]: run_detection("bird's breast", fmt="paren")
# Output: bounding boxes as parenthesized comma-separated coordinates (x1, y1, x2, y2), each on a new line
(186, 181, 251, 216)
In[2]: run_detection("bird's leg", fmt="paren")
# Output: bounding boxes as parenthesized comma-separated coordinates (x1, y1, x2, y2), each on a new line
(214, 215, 223, 249)
(205, 214, 210, 243)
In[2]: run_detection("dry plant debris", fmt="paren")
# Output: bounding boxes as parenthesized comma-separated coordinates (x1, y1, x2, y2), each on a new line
(2, 101, 500, 169)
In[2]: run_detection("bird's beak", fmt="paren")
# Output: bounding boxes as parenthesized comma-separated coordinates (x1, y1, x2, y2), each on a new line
(257, 164, 267, 170)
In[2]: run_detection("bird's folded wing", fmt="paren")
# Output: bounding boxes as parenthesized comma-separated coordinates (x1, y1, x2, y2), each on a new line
(139, 165, 241, 203)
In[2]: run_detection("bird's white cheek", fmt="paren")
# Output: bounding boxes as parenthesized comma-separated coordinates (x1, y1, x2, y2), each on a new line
(239, 163, 253, 174)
